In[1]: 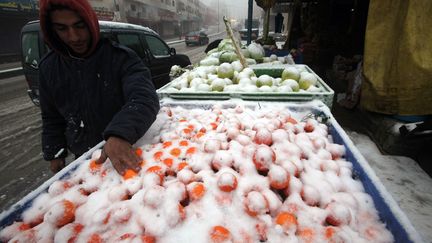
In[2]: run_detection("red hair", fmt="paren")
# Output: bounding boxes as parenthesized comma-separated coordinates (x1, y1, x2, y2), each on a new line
(39, 0, 100, 57)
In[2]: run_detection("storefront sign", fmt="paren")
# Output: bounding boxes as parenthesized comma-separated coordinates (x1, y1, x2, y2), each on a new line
(94, 8, 114, 21)
(0, 0, 38, 12)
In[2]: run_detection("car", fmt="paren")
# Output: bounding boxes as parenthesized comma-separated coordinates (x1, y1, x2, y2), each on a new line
(185, 31, 209, 46)
(239, 28, 259, 40)
(20, 20, 191, 106)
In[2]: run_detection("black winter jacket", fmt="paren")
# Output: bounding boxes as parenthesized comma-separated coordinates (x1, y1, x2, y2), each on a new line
(39, 39, 160, 161)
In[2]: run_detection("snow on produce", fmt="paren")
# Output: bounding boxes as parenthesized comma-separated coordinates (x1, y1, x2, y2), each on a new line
(168, 39, 323, 94)
(0, 103, 394, 243)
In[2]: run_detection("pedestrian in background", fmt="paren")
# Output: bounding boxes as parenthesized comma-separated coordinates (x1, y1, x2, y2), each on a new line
(275, 12, 284, 33)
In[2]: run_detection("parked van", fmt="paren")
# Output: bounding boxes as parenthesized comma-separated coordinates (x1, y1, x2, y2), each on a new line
(21, 20, 191, 106)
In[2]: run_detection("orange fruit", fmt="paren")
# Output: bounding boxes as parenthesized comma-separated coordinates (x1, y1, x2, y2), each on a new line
(162, 141, 172, 148)
(210, 225, 231, 243)
(270, 178, 289, 190)
(65, 223, 84, 243)
(186, 147, 197, 155)
(135, 147, 143, 157)
(146, 165, 164, 184)
(141, 235, 156, 243)
(170, 147, 181, 157)
(56, 200, 76, 227)
(179, 140, 189, 146)
(324, 226, 335, 239)
(153, 151, 164, 161)
(217, 173, 238, 192)
(210, 122, 218, 130)
(196, 132, 205, 139)
(297, 227, 315, 242)
(73, 223, 84, 233)
(177, 161, 189, 171)
(252, 145, 275, 173)
(123, 169, 138, 180)
(304, 123, 315, 133)
(275, 212, 297, 231)
(189, 182, 206, 201)
(88, 233, 103, 243)
(244, 191, 269, 217)
(182, 128, 192, 135)
(89, 160, 101, 172)
(163, 158, 174, 168)
(268, 168, 290, 190)
(18, 222, 31, 231)
(147, 165, 163, 174)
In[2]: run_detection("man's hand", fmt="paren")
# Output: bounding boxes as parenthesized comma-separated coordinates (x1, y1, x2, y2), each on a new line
(50, 158, 65, 173)
(96, 136, 141, 175)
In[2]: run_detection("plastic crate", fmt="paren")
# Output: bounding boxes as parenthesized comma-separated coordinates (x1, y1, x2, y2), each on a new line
(0, 100, 422, 243)
(158, 64, 335, 108)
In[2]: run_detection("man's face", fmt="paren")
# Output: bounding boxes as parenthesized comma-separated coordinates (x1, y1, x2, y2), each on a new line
(50, 9, 91, 55)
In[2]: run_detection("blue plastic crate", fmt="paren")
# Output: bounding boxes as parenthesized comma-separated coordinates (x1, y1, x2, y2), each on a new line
(0, 100, 423, 243)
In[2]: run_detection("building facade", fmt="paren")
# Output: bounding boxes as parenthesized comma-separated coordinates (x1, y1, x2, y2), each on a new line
(0, 0, 221, 62)
(88, 0, 211, 39)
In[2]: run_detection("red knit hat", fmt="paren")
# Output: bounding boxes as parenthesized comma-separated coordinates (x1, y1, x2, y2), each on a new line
(39, 0, 100, 57)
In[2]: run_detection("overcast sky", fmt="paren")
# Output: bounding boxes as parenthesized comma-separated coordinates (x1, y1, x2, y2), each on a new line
(201, 0, 259, 21)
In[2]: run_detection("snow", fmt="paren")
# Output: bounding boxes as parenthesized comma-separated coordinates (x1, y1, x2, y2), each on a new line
(99, 21, 157, 35)
(0, 100, 429, 242)
(346, 131, 432, 243)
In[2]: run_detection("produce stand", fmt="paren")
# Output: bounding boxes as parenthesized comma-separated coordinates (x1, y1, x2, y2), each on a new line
(0, 141, 104, 230)
(0, 100, 423, 243)
(158, 64, 335, 108)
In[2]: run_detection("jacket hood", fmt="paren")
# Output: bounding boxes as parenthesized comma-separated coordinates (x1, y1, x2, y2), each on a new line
(39, 0, 100, 57)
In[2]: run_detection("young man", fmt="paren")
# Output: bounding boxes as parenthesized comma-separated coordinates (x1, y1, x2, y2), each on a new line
(39, 0, 160, 175)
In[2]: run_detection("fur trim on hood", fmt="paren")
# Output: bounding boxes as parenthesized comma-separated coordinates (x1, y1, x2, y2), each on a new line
(39, 0, 100, 57)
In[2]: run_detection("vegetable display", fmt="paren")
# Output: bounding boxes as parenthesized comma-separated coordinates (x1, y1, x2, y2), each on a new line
(168, 40, 323, 94)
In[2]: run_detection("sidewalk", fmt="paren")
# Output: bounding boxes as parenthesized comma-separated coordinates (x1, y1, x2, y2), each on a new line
(0, 61, 21, 71)
(0, 61, 23, 79)
(328, 70, 432, 177)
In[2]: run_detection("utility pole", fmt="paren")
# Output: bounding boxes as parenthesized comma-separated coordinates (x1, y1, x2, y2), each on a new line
(217, 0, 220, 32)
(247, 0, 253, 45)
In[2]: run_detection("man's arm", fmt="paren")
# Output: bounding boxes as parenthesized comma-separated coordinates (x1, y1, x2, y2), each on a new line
(99, 48, 160, 175)
(39, 67, 68, 172)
